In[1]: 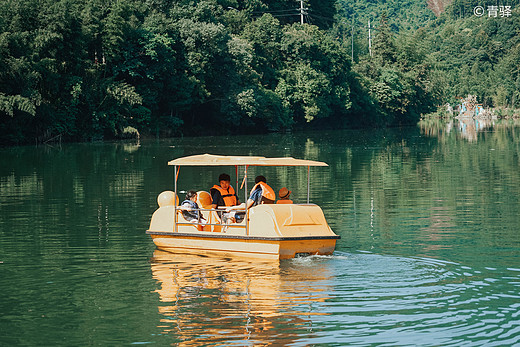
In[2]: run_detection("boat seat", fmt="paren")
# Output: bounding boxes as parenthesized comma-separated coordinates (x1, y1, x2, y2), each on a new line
(195, 190, 212, 221)
(196, 191, 212, 209)
(193, 191, 246, 232)
(175, 209, 209, 232)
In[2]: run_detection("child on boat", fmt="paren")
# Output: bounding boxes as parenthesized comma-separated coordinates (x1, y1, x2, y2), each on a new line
(276, 187, 293, 204)
(180, 190, 206, 224)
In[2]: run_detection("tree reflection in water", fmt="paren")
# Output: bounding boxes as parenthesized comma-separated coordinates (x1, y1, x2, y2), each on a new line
(419, 115, 520, 142)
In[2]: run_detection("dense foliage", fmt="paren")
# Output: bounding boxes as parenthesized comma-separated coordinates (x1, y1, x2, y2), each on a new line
(0, 0, 442, 145)
(336, 0, 520, 113)
(423, 1, 520, 109)
(336, 0, 436, 34)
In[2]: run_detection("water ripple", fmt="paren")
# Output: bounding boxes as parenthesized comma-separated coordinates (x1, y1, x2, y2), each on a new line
(140, 250, 520, 346)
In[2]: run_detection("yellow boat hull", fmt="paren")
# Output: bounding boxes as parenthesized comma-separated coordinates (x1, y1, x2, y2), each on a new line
(147, 197, 340, 260)
(147, 231, 338, 260)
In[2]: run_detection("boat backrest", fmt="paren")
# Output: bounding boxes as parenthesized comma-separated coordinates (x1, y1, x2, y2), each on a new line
(157, 190, 178, 207)
(196, 191, 212, 209)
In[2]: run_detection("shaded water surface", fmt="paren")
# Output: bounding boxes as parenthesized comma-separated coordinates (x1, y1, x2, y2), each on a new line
(1, 123, 519, 345)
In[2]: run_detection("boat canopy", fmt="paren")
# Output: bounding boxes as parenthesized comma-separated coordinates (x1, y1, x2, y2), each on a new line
(168, 154, 328, 167)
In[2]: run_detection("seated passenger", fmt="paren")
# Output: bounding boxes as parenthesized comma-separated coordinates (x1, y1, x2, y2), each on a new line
(226, 176, 275, 221)
(210, 173, 239, 209)
(276, 187, 293, 204)
(210, 173, 240, 224)
(179, 190, 206, 224)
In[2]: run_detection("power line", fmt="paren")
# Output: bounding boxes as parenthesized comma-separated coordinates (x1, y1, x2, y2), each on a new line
(235, 1, 362, 26)
(251, 8, 300, 14)
(305, 14, 313, 25)
(306, 9, 335, 23)
(306, 12, 334, 23)
(268, 13, 301, 18)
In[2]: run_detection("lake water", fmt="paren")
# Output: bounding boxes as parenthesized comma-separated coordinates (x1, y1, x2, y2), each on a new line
(1, 119, 520, 346)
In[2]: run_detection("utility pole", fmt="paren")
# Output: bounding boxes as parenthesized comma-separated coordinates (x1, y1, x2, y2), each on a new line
(368, 19, 372, 57)
(351, 20, 354, 61)
(299, 0, 306, 24)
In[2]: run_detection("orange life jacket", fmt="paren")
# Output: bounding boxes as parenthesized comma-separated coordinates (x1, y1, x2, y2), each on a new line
(211, 185, 238, 206)
(250, 182, 276, 204)
(276, 199, 293, 204)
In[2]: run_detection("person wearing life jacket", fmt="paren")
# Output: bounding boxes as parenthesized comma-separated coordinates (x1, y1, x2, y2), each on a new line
(226, 176, 275, 216)
(179, 190, 206, 224)
(249, 175, 276, 206)
(210, 173, 239, 209)
(276, 187, 293, 204)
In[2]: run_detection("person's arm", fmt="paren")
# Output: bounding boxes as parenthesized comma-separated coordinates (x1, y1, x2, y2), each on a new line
(211, 190, 221, 209)
(178, 202, 191, 211)
(227, 188, 260, 211)
(226, 199, 254, 211)
(226, 202, 244, 211)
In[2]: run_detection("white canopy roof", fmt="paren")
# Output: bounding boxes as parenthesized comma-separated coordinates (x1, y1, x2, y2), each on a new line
(168, 154, 328, 167)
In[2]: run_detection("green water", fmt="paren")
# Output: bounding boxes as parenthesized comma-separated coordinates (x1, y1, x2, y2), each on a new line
(1, 120, 520, 346)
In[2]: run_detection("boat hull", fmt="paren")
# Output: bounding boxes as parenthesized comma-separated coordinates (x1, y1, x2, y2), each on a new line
(147, 201, 340, 260)
(146, 231, 339, 260)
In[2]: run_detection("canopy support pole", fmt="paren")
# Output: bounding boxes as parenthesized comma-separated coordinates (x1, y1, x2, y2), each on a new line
(244, 165, 249, 235)
(174, 165, 178, 233)
(235, 165, 238, 194)
(307, 166, 310, 204)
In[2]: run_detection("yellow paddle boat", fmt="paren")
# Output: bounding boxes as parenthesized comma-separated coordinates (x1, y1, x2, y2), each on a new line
(146, 154, 340, 260)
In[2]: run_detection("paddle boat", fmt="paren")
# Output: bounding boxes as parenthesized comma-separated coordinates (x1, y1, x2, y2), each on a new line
(146, 154, 340, 260)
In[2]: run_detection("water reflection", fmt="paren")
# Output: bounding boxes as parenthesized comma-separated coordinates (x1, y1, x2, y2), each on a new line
(150, 249, 520, 346)
(417, 203, 457, 252)
(456, 117, 495, 142)
(419, 116, 520, 142)
(2, 128, 520, 345)
(150, 250, 332, 345)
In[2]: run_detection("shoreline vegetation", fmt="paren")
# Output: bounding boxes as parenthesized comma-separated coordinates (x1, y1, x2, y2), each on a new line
(423, 94, 520, 121)
(419, 95, 520, 141)
(1, 0, 520, 146)
(424, 107, 520, 120)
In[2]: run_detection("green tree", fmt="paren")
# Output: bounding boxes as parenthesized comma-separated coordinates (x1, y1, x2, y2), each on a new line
(372, 13, 397, 66)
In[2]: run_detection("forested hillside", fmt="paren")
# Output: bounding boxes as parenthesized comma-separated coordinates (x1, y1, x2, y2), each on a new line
(1, 0, 519, 145)
(0, 0, 439, 145)
(423, 0, 520, 109)
(337, 0, 520, 112)
(336, 0, 435, 34)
